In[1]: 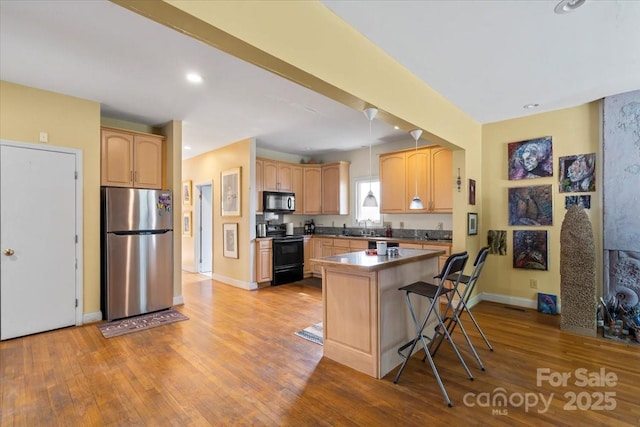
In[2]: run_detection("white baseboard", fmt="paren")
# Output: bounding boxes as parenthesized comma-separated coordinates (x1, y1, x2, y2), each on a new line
(83, 311, 102, 324)
(476, 292, 561, 313)
(210, 273, 258, 290)
(173, 295, 184, 306)
(182, 265, 197, 273)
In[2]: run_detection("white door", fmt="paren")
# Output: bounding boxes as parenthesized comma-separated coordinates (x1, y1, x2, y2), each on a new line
(1, 144, 78, 340)
(197, 184, 212, 274)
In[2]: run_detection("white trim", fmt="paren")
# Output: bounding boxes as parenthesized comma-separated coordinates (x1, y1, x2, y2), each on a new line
(476, 292, 562, 313)
(210, 273, 257, 290)
(173, 295, 184, 306)
(83, 311, 102, 324)
(0, 139, 84, 326)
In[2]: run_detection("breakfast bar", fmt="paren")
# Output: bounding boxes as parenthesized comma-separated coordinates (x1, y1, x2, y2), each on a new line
(311, 248, 445, 379)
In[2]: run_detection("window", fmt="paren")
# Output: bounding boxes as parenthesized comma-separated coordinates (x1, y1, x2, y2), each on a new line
(355, 178, 381, 225)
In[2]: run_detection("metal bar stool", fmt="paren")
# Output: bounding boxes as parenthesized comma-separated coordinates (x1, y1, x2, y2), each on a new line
(393, 252, 472, 407)
(431, 246, 493, 371)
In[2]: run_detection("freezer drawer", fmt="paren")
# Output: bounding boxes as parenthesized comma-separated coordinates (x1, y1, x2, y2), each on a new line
(104, 231, 173, 321)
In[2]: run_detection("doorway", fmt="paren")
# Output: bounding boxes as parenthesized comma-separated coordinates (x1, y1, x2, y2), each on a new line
(0, 140, 83, 340)
(195, 183, 212, 275)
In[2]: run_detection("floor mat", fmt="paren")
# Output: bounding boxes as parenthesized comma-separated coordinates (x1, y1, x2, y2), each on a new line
(97, 309, 188, 338)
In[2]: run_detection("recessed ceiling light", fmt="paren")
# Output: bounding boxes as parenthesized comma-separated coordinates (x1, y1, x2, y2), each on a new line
(394, 126, 400, 130)
(183, 146, 192, 150)
(186, 73, 203, 84)
(523, 103, 540, 109)
(554, 0, 586, 14)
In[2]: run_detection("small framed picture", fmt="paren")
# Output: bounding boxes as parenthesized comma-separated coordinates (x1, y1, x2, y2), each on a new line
(183, 212, 192, 237)
(223, 223, 238, 259)
(221, 168, 241, 216)
(469, 178, 476, 205)
(468, 212, 478, 235)
(182, 180, 192, 205)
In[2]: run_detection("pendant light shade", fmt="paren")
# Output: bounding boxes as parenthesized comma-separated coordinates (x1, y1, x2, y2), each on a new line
(363, 108, 379, 207)
(409, 129, 424, 210)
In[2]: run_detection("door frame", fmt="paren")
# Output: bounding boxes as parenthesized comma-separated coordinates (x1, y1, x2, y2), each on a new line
(194, 180, 213, 276)
(0, 139, 84, 325)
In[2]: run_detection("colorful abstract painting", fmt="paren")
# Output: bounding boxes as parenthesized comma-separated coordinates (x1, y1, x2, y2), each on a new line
(508, 136, 553, 180)
(559, 153, 596, 193)
(537, 293, 557, 315)
(513, 230, 548, 270)
(488, 230, 507, 255)
(508, 185, 553, 226)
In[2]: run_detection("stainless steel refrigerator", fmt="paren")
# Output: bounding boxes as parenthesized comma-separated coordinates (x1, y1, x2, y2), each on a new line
(101, 187, 174, 321)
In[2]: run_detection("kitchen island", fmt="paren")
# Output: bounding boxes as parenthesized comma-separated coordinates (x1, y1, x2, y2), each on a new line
(311, 248, 445, 379)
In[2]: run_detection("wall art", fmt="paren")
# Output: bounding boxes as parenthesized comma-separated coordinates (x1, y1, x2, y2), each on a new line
(469, 178, 476, 205)
(508, 136, 553, 180)
(182, 211, 192, 237)
(468, 212, 478, 235)
(559, 153, 596, 193)
(182, 180, 192, 205)
(564, 195, 591, 209)
(223, 223, 238, 258)
(221, 167, 241, 216)
(508, 185, 553, 226)
(487, 230, 507, 255)
(513, 230, 548, 270)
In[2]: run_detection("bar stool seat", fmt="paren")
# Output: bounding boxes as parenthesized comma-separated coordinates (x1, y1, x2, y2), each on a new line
(393, 251, 472, 407)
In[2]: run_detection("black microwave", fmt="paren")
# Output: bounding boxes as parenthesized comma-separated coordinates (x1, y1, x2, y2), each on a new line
(263, 191, 296, 213)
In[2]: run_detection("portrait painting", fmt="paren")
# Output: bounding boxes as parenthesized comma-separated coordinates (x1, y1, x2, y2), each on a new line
(513, 230, 548, 270)
(221, 167, 241, 216)
(508, 136, 553, 180)
(508, 185, 553, 226)
(565, 195, 591, 209)
(559, 153, 595, 193)
(223, 223, 238, 258)
(488, 230, 507, 255)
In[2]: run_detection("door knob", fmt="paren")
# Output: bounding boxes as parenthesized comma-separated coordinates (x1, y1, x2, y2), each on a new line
(3, 249, 15, 256)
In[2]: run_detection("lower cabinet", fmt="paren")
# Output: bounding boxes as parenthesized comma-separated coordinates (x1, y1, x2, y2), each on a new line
(303, 236, 312, 278)
(256, 239, 272, 286)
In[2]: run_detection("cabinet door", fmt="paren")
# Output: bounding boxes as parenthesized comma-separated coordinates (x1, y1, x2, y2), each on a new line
(263, 159, 279, 191)
(101, 129, 133, 187)
(133, 135, 163, 189)
(322, 162, 349, 215)
(311, 238, 324, 275)
(256, 159, 264, 213)
(379, 153, 406, 213)
(303, 166, 322, 214)
(405, 148, 430, 213)
(303, 236, 312, 277)
(277, 162, 293, 192)
(256, 241, 272, 283)
(430, 147, 453, 212)
(292, 165, 303, 214)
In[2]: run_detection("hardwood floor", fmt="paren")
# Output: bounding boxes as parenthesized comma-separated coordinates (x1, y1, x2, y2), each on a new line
(1, 272, 639, 426)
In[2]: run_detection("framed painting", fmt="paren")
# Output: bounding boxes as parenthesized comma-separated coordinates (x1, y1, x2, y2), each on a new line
(223, 223, 238, 258)
(508, 136, 553, 180)
(559, 153, 595, 193)
(488, 230, 507, 255)
(513, 230, 548, 270)
(182, 211, 192, 237)
(221, 167, 241, 216)
(182, 180, 192, 205)
(508, 185, 553, 226)
(469, 178, 476, 205)
(468, 212, 478, 235)
(565, 195, 591, 209)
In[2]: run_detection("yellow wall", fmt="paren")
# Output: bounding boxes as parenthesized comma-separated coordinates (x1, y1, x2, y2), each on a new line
(481, 102, 602, 304)
(182, 139, 254, 286)
(0, 81, 102, 314)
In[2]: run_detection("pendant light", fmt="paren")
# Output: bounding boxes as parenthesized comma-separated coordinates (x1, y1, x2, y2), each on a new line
(409, 129, 425, 210)
(363, 107, 379, 207)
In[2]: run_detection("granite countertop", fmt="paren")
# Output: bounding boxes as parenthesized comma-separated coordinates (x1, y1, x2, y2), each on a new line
(310, 248, 445, 272)
(313, 234, 452, 245)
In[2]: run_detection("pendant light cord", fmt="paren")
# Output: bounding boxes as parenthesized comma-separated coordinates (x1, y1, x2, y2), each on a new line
(369, 119, 373, 192)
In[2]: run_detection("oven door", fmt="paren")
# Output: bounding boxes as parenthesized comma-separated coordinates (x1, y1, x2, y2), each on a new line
(272, 237, 303, 285)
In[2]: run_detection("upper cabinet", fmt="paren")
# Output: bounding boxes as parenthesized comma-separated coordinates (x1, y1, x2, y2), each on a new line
(255, 158, 349, 215)
(322, 161, 350, 215)
(263, 159, 293, 192)
(380, 146, 452, 213)
(101, 127, 164, 189)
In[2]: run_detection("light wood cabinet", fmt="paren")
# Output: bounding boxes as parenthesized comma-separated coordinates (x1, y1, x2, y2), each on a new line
(321, 161, 350, 215)
(292, 165, 304, 215)
(303, 166, 322, 214)
(379, 146, 452, 213)
(303, 236, 312, 277)
(101, 127, 163, 189)
(256, 159, 264, 213)
(262, 158, 292, 192)
(379, 152, 406, 213)
(255, 239, 273, 286)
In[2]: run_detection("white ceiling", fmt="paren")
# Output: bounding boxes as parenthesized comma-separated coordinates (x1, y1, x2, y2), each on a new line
(1, 1, 639, 160)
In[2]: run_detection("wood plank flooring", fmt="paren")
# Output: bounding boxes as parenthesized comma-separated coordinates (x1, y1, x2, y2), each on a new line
(1, 272, 639, 426)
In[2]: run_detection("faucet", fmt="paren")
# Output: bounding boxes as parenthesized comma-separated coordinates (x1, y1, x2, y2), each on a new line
(359, 220, 368, 235)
